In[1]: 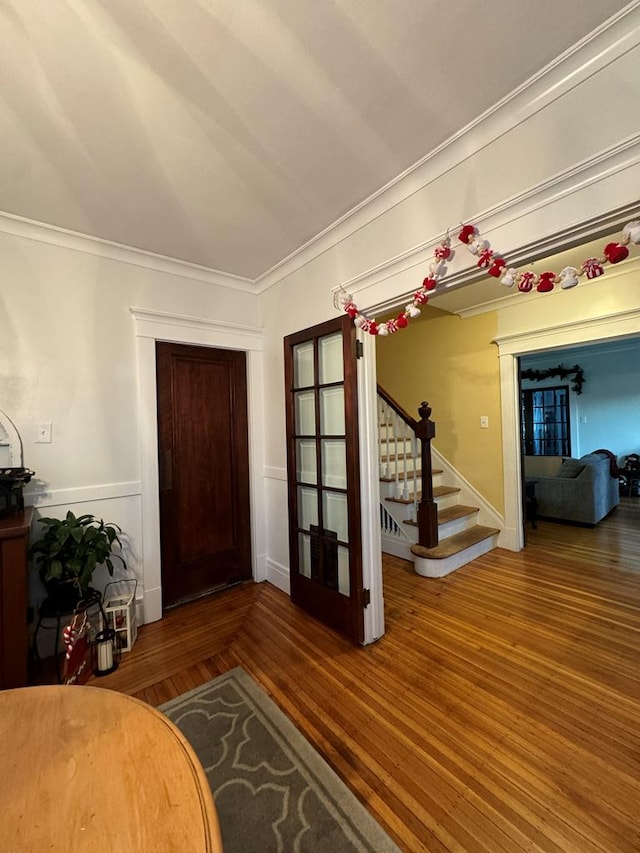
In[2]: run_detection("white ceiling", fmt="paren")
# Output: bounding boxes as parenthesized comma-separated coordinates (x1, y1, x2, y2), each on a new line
(0, 1, 631, 280)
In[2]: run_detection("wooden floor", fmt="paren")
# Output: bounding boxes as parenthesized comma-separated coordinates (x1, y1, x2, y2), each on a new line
(66, 499, 640, 851)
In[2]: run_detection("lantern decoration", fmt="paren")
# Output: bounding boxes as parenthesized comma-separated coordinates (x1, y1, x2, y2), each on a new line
(93, 627, 120, 676)
(101, 579, 138, 652)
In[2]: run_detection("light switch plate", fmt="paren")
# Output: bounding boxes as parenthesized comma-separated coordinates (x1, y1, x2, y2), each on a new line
(480, 416, 489, 429)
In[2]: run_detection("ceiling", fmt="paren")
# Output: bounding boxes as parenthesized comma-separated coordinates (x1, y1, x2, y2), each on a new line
(0, 1, 630, 281)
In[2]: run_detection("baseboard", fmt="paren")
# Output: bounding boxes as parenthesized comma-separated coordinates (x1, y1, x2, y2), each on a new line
(380, 534, 413, 561)
(498, 526, 521, 551)
(142, 585, 162, 624)
(431, 448, 504, 532)
(265, 559, 290, 595)
(253, 552, 268, 583)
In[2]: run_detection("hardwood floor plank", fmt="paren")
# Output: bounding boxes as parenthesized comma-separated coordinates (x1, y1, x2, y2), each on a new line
(30, 498, 640, 851)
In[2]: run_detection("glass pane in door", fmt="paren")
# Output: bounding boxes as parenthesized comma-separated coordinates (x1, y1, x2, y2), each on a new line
(298, 533, 312, 578)
(296, 439, 317, 484)
(323, 490, 349, 542)
(293, 341, 314, 388)
(320, 387, 345, 435)
(318, 333, 343, 384)
(297, 486, 319, 531)
(321, 439, 347, 488)
(295, 390, 316, 435)
(337, 546, 350, 596)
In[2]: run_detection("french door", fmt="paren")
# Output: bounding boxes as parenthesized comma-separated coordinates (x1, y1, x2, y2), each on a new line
(284, 316, 365, 644)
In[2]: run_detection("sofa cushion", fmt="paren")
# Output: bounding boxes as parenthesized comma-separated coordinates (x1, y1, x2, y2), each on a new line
(556, 458, 585, 478)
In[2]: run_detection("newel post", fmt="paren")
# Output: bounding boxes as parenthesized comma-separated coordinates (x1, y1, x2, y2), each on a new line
(414, 401, 438, 549)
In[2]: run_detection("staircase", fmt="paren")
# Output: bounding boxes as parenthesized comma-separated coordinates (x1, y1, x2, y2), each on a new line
(378, 391, 500, 577)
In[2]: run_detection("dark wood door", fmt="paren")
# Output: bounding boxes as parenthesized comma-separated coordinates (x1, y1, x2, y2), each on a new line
(156, 343, 251, 609)
(284, 315, 365, 644)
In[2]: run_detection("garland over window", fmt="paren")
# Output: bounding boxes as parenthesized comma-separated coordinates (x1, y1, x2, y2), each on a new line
(520, 364, 585, 394)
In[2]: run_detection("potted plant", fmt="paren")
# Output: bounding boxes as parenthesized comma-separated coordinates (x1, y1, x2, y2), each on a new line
(30, 510, 127, 609)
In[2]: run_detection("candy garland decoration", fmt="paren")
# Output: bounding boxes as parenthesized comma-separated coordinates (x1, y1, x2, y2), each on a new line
(340, 218, 640, 336)
(338, 235, 454, 336)
(458, 219, 640, 293)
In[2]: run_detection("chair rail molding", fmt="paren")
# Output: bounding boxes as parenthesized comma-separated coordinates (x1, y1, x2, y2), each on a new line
(494, 307, 640, 551)
(25, 480, 141, 509)
(130, 308, 267, 623)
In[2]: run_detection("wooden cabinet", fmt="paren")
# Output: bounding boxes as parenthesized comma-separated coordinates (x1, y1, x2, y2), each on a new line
(0, 508, 32, 689)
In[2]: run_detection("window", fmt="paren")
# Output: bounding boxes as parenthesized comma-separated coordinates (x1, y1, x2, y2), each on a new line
(521, 385, 570, 456)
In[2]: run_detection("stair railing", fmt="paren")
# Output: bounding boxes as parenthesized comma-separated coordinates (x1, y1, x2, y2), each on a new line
(414, 401, 438, 549)
(377, 386, 438, 548)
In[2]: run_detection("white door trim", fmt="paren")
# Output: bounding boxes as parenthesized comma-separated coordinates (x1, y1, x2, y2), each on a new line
(357, 332, 385, 643)
(130, 308, 266, 623)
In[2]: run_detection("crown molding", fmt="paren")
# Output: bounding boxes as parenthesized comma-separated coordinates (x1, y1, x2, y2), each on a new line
(0, 210, 255, 292)
(342, 136, 640, 319)
(521, 335, 640, 363)
(455, 254, 640, 318)
(2, 3, 638, 296)
(493, 307, 640, 355)
(256, 1, 640, 294)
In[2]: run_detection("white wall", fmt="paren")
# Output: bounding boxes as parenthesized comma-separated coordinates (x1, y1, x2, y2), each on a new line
(258, 10, 640, 584)
(3, 6, 640, 629)
(0, 226, 260, 622)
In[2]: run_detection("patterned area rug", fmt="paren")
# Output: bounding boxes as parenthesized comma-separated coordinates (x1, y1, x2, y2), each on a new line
(160, 667, 400, 852)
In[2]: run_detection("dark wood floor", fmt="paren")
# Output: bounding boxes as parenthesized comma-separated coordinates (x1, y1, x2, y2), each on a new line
(46, 498, 640, 851)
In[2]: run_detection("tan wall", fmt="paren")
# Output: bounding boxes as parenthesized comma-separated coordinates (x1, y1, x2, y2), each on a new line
(376, 306, 504, 513)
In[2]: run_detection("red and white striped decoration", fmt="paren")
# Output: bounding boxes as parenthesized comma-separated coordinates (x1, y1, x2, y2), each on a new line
(340, 218, 640, 336)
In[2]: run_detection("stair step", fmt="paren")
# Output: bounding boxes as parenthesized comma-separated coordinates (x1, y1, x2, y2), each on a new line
(380, 452, 429, 463)
(410, 525, 500, 560)
(380, 468, 442, 483)
(386, 484, 459, 505)
(381, 469, 422, 483)
(404, 504, 479, 527)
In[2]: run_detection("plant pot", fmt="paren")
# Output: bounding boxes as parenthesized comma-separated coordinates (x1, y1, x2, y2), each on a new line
(42, 579, 84, 613)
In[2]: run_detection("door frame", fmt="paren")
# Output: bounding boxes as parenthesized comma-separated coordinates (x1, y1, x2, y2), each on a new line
(131, 308, 266, 623)
(494, 307, 640, 551)
(357, 332, 386, 644)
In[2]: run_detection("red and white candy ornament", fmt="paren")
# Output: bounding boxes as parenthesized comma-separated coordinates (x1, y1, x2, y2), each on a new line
(341, 217, 638, 336)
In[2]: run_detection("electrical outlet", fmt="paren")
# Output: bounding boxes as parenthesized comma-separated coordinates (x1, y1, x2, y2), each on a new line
(36, 422, 52, 443)
(480, 416, 489, 429)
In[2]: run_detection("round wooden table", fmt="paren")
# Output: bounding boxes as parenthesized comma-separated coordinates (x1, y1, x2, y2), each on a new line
(0, 685, 222, 852)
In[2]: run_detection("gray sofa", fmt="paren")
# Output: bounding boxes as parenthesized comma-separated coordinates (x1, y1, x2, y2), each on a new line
(533, 452, 620, 526)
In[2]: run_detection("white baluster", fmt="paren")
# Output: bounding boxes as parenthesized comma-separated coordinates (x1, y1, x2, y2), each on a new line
(402, 419, 410, 499)
(378, 398, 387, 478)
(393, 409, 402, 498)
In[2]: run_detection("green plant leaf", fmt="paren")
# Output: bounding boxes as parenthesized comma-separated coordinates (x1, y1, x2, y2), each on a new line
(49, 560, 63, 580)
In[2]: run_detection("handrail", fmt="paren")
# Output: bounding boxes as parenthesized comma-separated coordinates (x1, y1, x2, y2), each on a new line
(377, 386, 438, 549)
(376, 385, 418, 430)
(414, 402, 438, 548)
